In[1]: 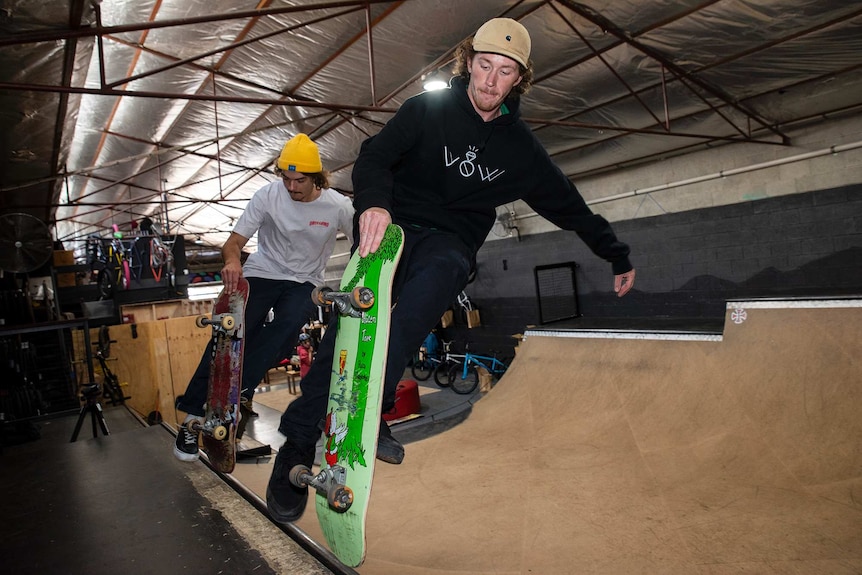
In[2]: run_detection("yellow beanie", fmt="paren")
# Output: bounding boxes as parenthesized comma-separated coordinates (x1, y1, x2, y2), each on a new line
(277, 133, 322, 173)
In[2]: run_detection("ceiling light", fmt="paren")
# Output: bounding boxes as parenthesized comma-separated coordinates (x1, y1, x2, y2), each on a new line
(422, 71, 449, 91)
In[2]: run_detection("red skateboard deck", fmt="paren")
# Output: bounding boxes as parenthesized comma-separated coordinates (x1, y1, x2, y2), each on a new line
(193, 277, 249, 473)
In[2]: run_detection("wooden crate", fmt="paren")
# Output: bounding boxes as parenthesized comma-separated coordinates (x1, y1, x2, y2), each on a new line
(120, 298, 213, 323)
(108, 315, 210, 427)
(165, 315, 212, 425)
(109, 321, 169, 421)
(53, 250, 77, 288)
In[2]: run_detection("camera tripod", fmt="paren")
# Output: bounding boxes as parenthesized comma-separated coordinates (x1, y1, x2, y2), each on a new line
(70, 383, 110, 442)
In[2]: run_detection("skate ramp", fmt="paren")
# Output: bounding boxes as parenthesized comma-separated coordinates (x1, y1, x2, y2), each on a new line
(347, 300, 862, 574)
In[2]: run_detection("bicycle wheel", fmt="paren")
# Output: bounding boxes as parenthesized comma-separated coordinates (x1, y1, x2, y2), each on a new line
(102, 372, 124, 405)
(449, 364, 479, 395)
(98, 326, 111, 356)
(411, 359, 433, 381)
(120, 259, 131, 290)
(96, 268, 113, 299)
(494, 357, 513, 378)
(433, 360, 454, 387)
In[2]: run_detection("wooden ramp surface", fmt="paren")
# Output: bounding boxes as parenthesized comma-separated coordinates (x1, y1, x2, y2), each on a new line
(348, 300, 862, 574)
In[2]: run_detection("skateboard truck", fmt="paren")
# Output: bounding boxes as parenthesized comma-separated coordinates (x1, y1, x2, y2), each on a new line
(191, 310, 243, 442)
(195, 311, 245, 338)
(188, 407, 238, 442)
(311, 286, 374, 318)
(289, 464, 354, 512)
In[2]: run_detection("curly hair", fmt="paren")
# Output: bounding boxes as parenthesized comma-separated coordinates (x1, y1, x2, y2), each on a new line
(274, 167, 330, 189)
(451, 37, 534, 97)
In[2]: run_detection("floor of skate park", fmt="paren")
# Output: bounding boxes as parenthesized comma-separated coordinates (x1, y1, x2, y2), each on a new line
(1, 298, 860, 574)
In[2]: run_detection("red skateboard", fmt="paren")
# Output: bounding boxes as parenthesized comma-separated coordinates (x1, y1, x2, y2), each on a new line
(191, 277, 249, 473)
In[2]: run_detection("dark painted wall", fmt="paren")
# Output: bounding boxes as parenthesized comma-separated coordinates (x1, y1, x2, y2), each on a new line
(439, 184, 862, 355)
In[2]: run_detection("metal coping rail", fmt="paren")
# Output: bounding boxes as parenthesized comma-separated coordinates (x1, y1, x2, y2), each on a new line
(157, 422, 358, 575)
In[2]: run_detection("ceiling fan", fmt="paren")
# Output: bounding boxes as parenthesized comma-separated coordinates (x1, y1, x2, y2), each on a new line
(0, 213, 53, 274)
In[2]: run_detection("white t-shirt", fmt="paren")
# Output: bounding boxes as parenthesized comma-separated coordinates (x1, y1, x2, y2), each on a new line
(233, 180, 354, 285)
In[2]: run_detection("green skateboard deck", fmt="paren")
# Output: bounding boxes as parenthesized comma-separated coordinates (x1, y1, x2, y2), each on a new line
(314, 224, 403, 567)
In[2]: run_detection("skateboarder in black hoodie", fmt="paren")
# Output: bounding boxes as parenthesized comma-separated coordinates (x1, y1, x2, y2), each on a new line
(267, 17, 637, 524)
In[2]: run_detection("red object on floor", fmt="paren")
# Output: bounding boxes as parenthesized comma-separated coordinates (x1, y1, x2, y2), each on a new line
(383, 379, 421, 421)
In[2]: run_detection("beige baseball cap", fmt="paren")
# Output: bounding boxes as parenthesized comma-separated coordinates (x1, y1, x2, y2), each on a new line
(472, 18, 531, 68)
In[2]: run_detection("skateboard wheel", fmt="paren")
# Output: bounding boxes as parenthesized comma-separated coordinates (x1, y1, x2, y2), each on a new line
(221, 315, 235, 330)
(350, 287, 374, 310)
(213, 425, 228, 440)
(289, 464, 312, 488)
(195, 315, 208, 328)
(187, 418, 203, 433)
(328, 485, 354, 512)
(311, 286, 332, 305)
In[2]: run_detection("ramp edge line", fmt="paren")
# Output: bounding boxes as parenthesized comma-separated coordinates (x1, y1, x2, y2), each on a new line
(523, 330, 722, 341)
(727, 298, 862, 309)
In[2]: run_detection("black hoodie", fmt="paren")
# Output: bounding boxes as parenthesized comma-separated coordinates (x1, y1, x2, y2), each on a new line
(352, 76, 632, 275)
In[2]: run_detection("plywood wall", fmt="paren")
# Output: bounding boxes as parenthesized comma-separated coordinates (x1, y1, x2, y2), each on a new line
(164, 316, 211, 426)
(104, 315, 210, 428)
(109, 321, 169, 421)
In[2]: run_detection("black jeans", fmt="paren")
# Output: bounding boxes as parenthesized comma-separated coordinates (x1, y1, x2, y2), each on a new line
(176, 277, 316, 417)
(279, 225, 473, 448)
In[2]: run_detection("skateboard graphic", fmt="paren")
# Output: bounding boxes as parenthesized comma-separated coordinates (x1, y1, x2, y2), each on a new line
(191, 277, 249, 474)
(290, 224, 404, 567)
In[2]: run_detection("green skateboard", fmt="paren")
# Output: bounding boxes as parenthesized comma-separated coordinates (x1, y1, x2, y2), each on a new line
(290, 224, 404, 567)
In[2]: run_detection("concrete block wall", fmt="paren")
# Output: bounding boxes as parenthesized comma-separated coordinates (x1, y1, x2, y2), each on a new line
(445, 184, 862, 354)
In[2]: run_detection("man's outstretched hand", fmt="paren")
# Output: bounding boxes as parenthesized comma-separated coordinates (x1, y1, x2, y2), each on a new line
(614, 269, 636, 298)
(358, 207, 636, 298)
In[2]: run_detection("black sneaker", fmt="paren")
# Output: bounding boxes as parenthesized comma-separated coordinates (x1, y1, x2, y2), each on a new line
(376, 420, 404, 465)
(266, 440, 315, 524)
(173, 421, 200, 462)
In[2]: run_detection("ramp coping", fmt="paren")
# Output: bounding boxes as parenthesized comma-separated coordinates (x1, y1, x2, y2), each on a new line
(525, 298, 862, 341)
(523, 330, 723, 341)
(727, 298, 862, 309)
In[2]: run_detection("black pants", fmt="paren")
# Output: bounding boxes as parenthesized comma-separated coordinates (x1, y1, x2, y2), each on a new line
(176, 277, 316, 417)
(279, 226, 472, 448)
